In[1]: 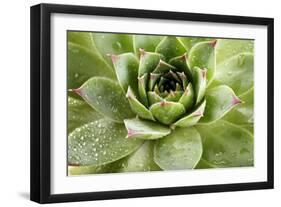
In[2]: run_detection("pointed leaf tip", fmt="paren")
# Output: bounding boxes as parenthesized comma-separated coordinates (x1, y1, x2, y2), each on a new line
(107, 54, 119, 63)
(201, 68, 207, 78)
(232, 95, 243, 105)
(160, 100, 170, 106)
(127, 129, 138, 138)
(181, 53, 188, 61)
(154, 127, 202, 170)
(139, 48, 145, 57)
(209, 39, 217, 47)
(124, 118, 171, 140)
(73, 88, 82, 96)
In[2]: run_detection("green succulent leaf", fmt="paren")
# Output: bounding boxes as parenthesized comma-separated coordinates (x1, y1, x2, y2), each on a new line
(68, 31, 96, 51)
(69, 142, 162, 174)
(68, 164, 114, 175)
(92, 33, 134, 66)
(216, 39, 254, 65)
(124, 118, 171, 140)
(173, 100, 206, 128)
(155, 36, 186, 61)
(165, 91, 183, 102)
(126, 87, 155, 121)
(147, 91, 163, 105)
(110, 53, 139, 95)
(150, 101, 186, 125)
(195, 158, 215, 169)
(138, 50, 162, 77)
(223, 88, 254, 127)
(67, 43, 116, 90)
(67, 97, 103, 134)
(169, 53, 192, 78)
(75, 77, 135, 123)
(178, 83, 194, 110)
(177, 72, 189, 89)
(177, 37, 213, 52)
(212, 53, 253, 96)
(196, 120, 253, 167)
(199, 85, 242, 124)
(117, 141, 161, 172)
(148, 73, 161, 91)
(188, 40, 216, 85)
(68, 118, 143, 166)
(133, 35, 164, 55)
(138, 73, 149, 106)
(153, 60, 176, 74)
(193, 67, 207, 104)
(154, 127, 202, 170)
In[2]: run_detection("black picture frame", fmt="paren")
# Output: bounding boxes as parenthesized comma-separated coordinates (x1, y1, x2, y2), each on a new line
(30, 3, 274, 204)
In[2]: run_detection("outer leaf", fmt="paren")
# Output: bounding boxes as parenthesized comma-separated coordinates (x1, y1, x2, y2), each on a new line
(110, 53, 139, 95)
(177, 37, 213, 52)
(68, 119, 143, 166)
(196, 120, 253, 167)
(126, 87, 155, 121)
(133, 35, 164, 55)
(124, 118, 171, 140)
(68, 97, 103, 134)
(68, 31, 96, 51)
(68, 164, 113, 175)
(92, 33, 134, 66)
(69, 141, 161, 175)
(172, 100, 206, 128)
(216, 39, 254, 65)
(199, 85, 242, 124)
(154, 127, 202, 170)
(223, 88, 254, 126)
(67, 42, 115, 90)
(117, 141, 161, 172)
(195, 158, 214, 169)
(155, 36, 186, 61)
(150, 101, 186, 125)
(212, 53, 253, 96)
(188, 40, 216, 85)
(75, 77, 135, 123)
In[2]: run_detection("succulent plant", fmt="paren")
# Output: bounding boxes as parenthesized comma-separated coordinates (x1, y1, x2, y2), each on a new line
(67, 32, 254, 175)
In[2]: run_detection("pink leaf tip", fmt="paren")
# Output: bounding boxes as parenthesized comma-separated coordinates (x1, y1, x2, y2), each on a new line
(209, 39, 217, 47)
(107, 54, 118, 63)
(139, 48, 146, 58)
(232, 95, 243, 105)
(201, 68, 207, 79)
(181, 53, 188, 61)
(127, 129, 138, 138)
(72, 88, 82, 96)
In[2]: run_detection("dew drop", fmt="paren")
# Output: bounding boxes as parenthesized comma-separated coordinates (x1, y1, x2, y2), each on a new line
(112, 41, 122, 51)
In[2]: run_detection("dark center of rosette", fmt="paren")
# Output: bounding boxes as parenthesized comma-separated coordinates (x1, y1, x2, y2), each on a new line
(137, 59, 191, 107)
(157, 70, 183, 93)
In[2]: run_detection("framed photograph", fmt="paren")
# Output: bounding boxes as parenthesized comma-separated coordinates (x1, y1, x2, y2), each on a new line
(30, 3, 274, 203)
